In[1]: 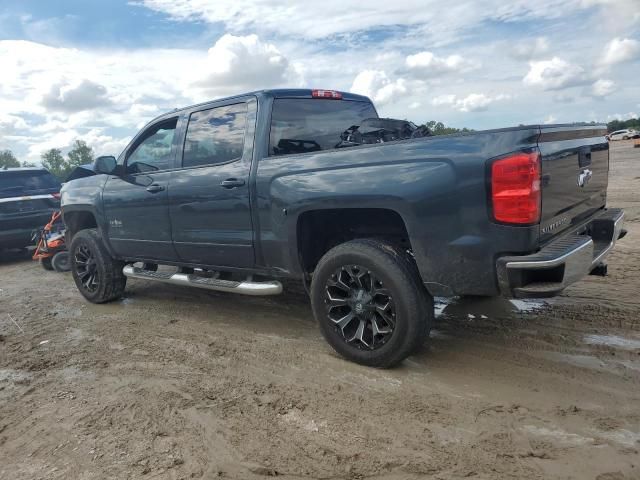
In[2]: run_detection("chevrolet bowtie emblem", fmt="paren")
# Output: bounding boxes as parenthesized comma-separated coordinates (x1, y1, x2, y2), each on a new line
(577, 168, 593, 187)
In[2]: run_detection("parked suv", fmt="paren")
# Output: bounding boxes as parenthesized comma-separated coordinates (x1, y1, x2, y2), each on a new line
(607, 129, 639, 141)
(61, 89, 625, 367)
(0, 168, 61, 250)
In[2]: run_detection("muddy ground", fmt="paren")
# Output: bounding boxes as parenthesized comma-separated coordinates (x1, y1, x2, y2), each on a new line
(1, 140, 639, 480)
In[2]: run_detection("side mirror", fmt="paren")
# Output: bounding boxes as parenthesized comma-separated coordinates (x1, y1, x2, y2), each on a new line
(94, 155, 117, 175)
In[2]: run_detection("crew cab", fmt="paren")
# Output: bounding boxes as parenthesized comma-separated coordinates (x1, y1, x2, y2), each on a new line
(0, 167, 61, 250)
(61, 89, 625, 367)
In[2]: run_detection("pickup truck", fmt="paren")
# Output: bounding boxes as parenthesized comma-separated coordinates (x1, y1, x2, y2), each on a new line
(61, 88, 626, 367)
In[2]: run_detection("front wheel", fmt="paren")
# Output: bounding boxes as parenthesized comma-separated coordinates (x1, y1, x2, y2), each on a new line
(311, 239, 433, 368)
(70, 229, 126, 303)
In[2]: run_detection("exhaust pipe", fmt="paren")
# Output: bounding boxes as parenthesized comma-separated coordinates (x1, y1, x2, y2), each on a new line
(122, 265, 283, 296)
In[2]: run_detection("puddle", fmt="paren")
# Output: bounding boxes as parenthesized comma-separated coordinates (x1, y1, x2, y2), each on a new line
(598, 429, 640, 447)
(521, 425, 594, 447)
(435, 296, 551, 321)
(583, 334, 640, 350)
(0, 369, 33, 383)
(508, 299, 549, 312)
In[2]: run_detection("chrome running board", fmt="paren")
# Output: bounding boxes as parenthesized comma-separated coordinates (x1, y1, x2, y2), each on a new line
(122, 265, 282, 296)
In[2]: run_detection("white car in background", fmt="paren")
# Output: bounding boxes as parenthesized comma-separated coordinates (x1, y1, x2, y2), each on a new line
(607, 129, 640, 141)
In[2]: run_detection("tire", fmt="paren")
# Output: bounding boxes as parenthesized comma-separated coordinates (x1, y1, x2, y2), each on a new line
(623, 136, 629, 140)
(70, 229, 127, 303)
(41, 257, 54, 271)
(51, 251, 71, 272)
(310, 239, 433, 368)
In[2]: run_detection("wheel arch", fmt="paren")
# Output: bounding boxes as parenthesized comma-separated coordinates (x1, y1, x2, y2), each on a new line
(295, 207, 413, 275)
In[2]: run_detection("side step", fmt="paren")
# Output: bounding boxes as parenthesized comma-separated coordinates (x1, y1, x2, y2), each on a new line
(122, 265, 283, 296)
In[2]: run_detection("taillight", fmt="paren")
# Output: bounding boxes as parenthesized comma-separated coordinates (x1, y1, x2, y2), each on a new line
(491, 151, 541, 224)
(51, 192, 61, 200)
(311, 89, 342, 99)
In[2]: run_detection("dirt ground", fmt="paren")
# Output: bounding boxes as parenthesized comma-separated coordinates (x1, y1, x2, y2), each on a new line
(1, 141, 639, 480)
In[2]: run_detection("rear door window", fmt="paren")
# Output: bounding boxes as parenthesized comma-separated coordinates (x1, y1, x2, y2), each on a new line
(269, 99, 378, 156)
(0, 171, 60, 198)
(182, 103, 248, 168)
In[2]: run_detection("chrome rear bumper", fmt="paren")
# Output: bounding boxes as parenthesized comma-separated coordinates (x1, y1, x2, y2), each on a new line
(497, 208, 625, 298)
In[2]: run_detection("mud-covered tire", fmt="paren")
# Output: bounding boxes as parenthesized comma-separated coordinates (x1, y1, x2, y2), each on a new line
(41, 257, 54, 271)
(70, 229, 126, 303)
(51, 251, 71, 272)
(311, 239, 433, 368)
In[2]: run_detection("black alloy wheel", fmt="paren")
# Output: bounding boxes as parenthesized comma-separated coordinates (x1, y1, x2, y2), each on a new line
(74, 244, 99, 293)
(324, 265, 396, 350)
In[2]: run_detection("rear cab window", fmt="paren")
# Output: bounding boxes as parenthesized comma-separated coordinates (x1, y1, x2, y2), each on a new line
(269, 99, 378, 156)
(0, 171, 61, 199)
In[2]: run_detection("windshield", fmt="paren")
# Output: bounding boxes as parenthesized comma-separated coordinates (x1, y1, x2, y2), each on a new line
(269, 99, 378, 156)
(0, 171, 61, 198)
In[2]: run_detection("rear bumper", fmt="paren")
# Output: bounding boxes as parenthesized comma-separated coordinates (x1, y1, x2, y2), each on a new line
(497, 208, 625, 298)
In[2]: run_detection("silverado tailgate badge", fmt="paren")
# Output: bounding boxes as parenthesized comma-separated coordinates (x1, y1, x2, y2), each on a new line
(578, 168, 593, 187)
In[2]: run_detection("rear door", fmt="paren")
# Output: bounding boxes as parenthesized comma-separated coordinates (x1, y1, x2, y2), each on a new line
(538, 124, 609, 243)
(0, 170, 60, 246)
(168, 98, 256, 267)
(102, 117, 178, 260)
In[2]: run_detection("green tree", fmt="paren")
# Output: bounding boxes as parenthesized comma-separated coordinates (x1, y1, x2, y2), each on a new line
(21, 161, 36, 167)
(41, 148, 67, 180)
(421, 121, 474, 135)
(67, 140, 94, 168)
(0, 149, 20, 168)
(607, 118, 640, 132)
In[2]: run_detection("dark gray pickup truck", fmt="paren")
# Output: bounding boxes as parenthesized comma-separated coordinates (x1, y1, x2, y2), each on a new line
(61, 89, 625, 367)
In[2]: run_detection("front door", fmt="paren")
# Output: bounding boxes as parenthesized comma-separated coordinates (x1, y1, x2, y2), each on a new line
(103, 117, 179, 260)
(169, 101, 255, 268)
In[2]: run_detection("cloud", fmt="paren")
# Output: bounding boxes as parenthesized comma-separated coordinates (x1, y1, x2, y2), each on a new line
(606, 112, 638, 121)
(590, 79, 615, 98)
(601, 37, 640, 66)
(543, 114, 557, 124)
(405, 51, 478, 76)
(41, 79, 112, 113)
(523, 57, 587, 90)
(431, 93, 509, 112)
(350, 70, 407, 105)
(0, 113, 29, 134)
(135, 0, 631, 45)
(510, 37, 550, 60)
(191, 34, 300, 95)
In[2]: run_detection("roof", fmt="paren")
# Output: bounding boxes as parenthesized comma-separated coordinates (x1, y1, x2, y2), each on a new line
(0, 167, 49, 173)
(151, 88, 372, 123)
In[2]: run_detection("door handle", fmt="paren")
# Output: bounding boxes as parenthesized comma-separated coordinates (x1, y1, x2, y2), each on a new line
(146, 184, 164, 193)
(220, 178, 245, 189)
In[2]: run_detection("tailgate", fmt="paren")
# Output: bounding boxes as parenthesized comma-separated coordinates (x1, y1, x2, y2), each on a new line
(538, 124, 609, 243)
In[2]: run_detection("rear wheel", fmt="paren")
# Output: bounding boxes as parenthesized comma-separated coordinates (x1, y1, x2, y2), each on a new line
(52, 251, 71, 272)
(311, 239, 432, 368)
(70, 229, 126, 303)
(41, 257, 54, 271)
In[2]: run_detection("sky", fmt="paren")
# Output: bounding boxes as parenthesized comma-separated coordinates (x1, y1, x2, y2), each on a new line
(0, 0, 639, 164)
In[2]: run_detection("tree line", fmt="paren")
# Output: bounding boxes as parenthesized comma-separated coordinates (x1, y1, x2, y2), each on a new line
(0, 140, 95, 181)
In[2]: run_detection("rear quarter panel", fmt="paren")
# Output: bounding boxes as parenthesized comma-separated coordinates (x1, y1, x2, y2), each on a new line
(255, 127, 542, 296)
